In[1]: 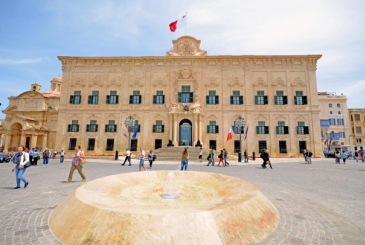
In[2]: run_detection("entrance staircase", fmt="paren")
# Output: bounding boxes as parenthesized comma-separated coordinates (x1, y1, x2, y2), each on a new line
(153, 146, 212, 161)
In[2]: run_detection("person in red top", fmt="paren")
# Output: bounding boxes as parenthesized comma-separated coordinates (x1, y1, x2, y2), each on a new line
(217, 150, 224, 166)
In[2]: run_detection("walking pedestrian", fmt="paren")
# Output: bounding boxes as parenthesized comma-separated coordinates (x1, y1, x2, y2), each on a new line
(335, 151, 341, 164)
(207, 149, 214, 166)
(60, 149, 65, 163)
(139, 148, 146, 171)
(148, 150, 154, 169)
(53, 150, 58, 159)
(181, 147, 189, 171)
(244, 149, 248, 163)
(66, 146, 86, 183)
(29, 148, 34, 165)
(11, 145, 30, 189)
(32, 147, 39, 166)
(218, 150, 224, 166)
(354, 151, 359, 162)
(307, 150, 313, 164)
(43, 148, 50, 165)
(223, 148, 229, 167)
(261, 149, 272, 169)
(303, 149, 308, 164)
(122, 149, 131, 166)
(341, 151, 347, 164)
(198, 147, 203, 163)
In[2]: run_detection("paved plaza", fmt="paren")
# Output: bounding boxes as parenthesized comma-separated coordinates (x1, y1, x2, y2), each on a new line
(0, 157, 364, 245)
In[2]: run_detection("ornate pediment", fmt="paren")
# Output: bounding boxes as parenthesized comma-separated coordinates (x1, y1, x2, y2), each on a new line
(4, 105, 17, 112)
(291, 77, 306, 86)
(87, 113, 101, 119)
(205, 77, 220, 87)
(272, 77, 287, 86)
(166, 36, 207, 56)
(90, 75, 104, 87)
(178, 69, 193, 79)
(107, 76, 122, 87)
(254, 114, 269, 121)
(71, 77, 86, 87)
(130, 77, 144, 87)
(229, 77, 243, 87)
(252, 77, 268, 86)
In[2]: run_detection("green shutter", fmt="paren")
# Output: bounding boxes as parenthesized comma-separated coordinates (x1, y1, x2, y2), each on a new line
(296, 126, 300, 134)
(139, 95, 142, 104)
(153, 95, 157, 104)
(106, 95, 110, 104)
(105, 125, 108, 132)
(265, 126, 269, 134)
(239, 96, 243, 104)
(76, 125, 79, 132)
(274, 96, 277, 105)
(215, 96, 219, 104)
(138, 125, 141, 132)
(86, 125, 90, 132)
(230, 96, 234, 104)
(207, 125, 210, 133)
(276, 126, 279, 134)
(96, 125, 98, 132)
(69, 95, 74, 104)
(206, 96, 209, 104)
(303, 96, 308, 105)
(283, 96, 288, 105)
(115, 95, 119, 104)
(114, 125, 117, 132)
(129, 95, 133, 104)
(161, 125, 165, 133)
(216, 125, 219, 134)
(256, 126, 259, 134)
(178, 92, 182, 103)
(304, 126, 309, 134)
(153, 125, 156, 133)
(88, 96, 92, 104)
(255, 96, 258, 105)
(190, 92, 194, 103)
(294, 96, 297, 105)
(284, 126, 289, 134)
(162, 95, 165, 104)
(264, 96, 268, 104)
(67, 125, 71, 132)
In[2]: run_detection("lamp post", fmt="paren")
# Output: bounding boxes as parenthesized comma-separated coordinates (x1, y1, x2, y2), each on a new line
(234, 115, 246, 162)
(124, 114, 136, 151)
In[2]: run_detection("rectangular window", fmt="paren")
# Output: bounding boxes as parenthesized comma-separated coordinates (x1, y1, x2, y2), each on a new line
(356, 138, 362, 143)
(297, 122, 309, 135)
(207, 121, 219, 134)
(88, 91, 99, 104)
(153, 91, 165, 104)
(106, 139, 114, 151)
(178, 86, 193, 103)
(276, 121, 289, 134)
(275, 91, 287, 105)
(86, 120, 98, 132)
(234, 140, 240, 153)
(356, 126, 362, 134)
(106, 91, 119, 104)
(155, 139, 162, 150)
(87, 138, 95, 151)
(299, 141, 307, 154)
(258, 141, 267, 152)
(131, 120, 141, 133)
(339, 132, 346, 138)
(130, 91, 142, 104)
(354, 114, 360, 121)
(337, 103, 341, 108)
(131, 139, 138, 151)
(68, 138, 77, 150)
(105, 120, 117, 132)
(206, 90, 219, 105)
(230, 90, 243, 105)
(294, 91, 307, 105)
(256, 121, 269, 134)
(153, 120, 165, 133)
(209, 140, 217, 151)
(68, 120, 79, 132)
(255, 91, 268, 105)
(337, 119, 344, 126)
(70, 91, 81, 104)
(329, 119, 336, 126)
(279, 141, 287, 153)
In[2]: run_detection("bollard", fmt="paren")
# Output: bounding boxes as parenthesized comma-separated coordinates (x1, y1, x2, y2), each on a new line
(115, 151, 118, 160)
(238, 152, 242, 162)
(252, 152, 256, 161)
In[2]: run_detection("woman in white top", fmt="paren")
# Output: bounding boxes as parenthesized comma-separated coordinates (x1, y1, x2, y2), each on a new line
(11, 145, 30, 189)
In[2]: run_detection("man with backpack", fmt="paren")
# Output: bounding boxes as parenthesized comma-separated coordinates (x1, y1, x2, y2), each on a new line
(43, 148, 50, 165)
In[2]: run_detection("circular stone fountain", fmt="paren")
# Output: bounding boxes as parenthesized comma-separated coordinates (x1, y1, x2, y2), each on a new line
(49, 171, 279, 245)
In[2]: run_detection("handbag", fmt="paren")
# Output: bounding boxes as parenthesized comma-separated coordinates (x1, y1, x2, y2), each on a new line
(23, 154, 32, 168)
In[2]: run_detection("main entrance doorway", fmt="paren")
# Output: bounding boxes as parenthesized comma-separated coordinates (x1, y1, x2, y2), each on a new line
(179, 119, 192, 146)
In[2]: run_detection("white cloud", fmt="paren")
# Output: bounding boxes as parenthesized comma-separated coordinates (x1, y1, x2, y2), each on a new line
(338, 80, 365, 108)
(0, 57, 44, 65)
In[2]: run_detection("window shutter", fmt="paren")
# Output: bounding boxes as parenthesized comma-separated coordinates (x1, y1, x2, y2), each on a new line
(230, 96, 234, 104)
(161, 125, 165, 133)
(106, 95, 110, 104)
(216, 125, 219, 133)
(265, 126, 269, 134)
(78, 96, 82, 104)
(216, 96, 219, 104)
(294, 96, 297, 105)
(95, 125, 98, 132)
(76, 125, 79, 132)
(114, 125, 117, 132)
(303, 96, 308, 105)
(86, 125, 90, 132)
(296, 126, 299, 134)
(162, 95, 165, 104)
(284, 126, 289, 134)
(153, 95, 157, 104)
(138, 125, 141, 132)
(276, 126, 279, 134)
(239, 96, 243, 104)
(207, 125, 210, 133)
(116, 95, 119, 104)
(69, 95, 74, 104)
(283, 96, 288, 105)
(206, 96, 209, 104)
(88, 96, 92, 104)
(138, 95, 142, 104)
(129, 95, 133, 104)
(304, 126, 309, 134)
(105, 125, 108, 132)
(178, 92, 182, 103)
(255, 96, 258, 105)
(67, 125, 71, 132)
(264, 96, 268, 104)
(256, 126, 259, 134)
(190, 92, 194, 103)
(153, 125, 156, 133)
(274, 96, 277, 105)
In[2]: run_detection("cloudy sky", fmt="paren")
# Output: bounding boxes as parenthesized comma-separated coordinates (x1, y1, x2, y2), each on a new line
(0, 0, 364, 113)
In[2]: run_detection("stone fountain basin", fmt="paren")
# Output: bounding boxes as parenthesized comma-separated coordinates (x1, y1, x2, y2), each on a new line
(49, 171, 279, 245)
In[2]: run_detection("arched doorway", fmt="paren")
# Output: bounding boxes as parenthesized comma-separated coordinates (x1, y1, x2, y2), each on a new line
(179, 119, 192, 146)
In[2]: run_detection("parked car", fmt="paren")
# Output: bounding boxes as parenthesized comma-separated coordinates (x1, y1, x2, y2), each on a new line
(324, 151, 336, 158)
(0, 152, 11, 163)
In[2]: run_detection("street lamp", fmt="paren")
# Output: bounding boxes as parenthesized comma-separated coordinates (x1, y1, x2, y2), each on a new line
(124, 114, 136, 150)
(234, 115, 246, 162)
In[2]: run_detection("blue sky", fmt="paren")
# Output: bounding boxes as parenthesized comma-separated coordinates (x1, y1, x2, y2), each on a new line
(0, 0, 364, 114)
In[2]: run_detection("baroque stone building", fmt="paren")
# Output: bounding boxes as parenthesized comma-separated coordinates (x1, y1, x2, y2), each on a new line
(348, 108, 365, 151)
(54, 36, 323, 157)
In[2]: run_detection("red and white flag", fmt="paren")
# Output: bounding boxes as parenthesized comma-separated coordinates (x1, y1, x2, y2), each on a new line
(122, 127, 128, 138)
(226, 127, 233, 141)
(169, 13, 187, 32)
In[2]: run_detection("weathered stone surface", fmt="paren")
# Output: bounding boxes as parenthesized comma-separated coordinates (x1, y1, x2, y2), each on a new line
(49, 171, 279, 245)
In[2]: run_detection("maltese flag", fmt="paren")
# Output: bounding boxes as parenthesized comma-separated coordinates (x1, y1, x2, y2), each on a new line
(226, 127, 233, 141)
(169, 13, 187, 32)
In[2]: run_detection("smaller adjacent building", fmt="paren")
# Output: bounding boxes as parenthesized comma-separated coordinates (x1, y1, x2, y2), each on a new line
(318, 92, 351, 152)
(348, 108, 365, 151)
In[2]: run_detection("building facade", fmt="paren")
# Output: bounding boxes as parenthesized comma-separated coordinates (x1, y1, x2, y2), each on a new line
(1, 77, 61, 151)
(54, 36, 323, 157)
(318, 92, 351, 152)
(349, 109, 365, 151)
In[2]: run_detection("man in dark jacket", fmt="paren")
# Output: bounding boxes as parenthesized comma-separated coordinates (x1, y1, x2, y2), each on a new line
(260, 149, 272, 169)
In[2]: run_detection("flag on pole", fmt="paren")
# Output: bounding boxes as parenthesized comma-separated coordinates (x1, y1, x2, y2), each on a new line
(226, 127, 233, 141)
(132, 125, 140, 140)
(323, 139, 328, 145)
(244, 125, 249, 140)
(122, 127, 128, 138)
(169, 13, 187, 32)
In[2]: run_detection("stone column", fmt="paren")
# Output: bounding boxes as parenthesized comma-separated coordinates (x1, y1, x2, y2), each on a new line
(20, 133, 26, 146)
(31, 134, 38, 148)
(0, 134, 3, 148)
(198, 115, 202, 146)
(43, 134, 48, 150)
(4, 133, 11, 152)
(193, 114, 198, 145)
(173, 114, 178, 146)
(169, 115, 173, 142)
